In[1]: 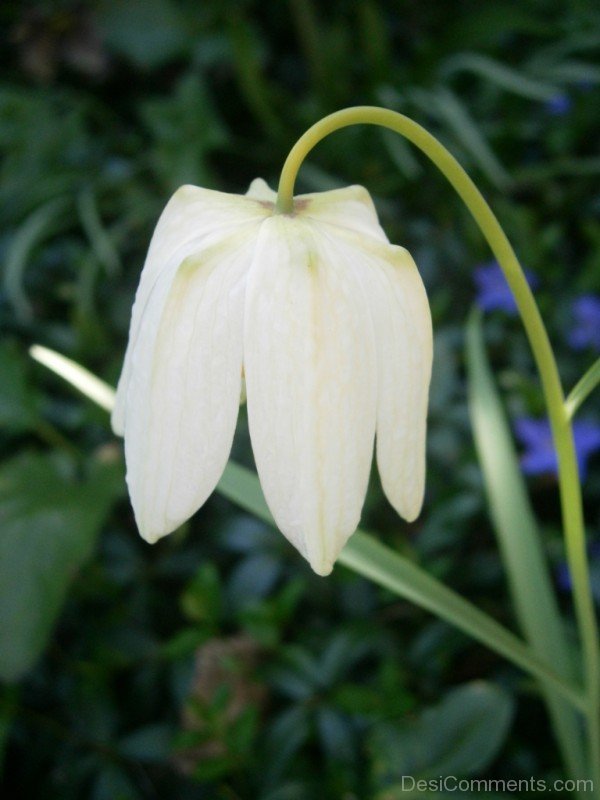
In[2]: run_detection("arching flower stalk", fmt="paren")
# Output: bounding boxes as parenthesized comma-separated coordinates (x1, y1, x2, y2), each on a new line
(113, 178, 432, 575)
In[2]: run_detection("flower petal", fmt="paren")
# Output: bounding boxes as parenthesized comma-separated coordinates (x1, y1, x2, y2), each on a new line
(125, 229, 258, 541)
(246, 178, 277, 203)
(299, 185, 388, 243)
(244, 216, 378, 575)
(347, 234, 432, 521)
(112, 186, 270, 434)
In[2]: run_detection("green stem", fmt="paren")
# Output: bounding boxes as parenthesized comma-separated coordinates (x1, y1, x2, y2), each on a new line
(566, 357, 600, 419)
(276, 106, 600, 784)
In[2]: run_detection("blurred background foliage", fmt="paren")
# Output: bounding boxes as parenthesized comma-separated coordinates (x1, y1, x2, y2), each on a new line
(0, 0, 599, 797)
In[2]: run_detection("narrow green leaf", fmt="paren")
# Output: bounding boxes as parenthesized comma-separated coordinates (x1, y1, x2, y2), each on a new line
(434, 88, 510, 190)
(466, 309, 586, 780)
(530, 60, 600, 86)
(566, 357, 600, 420)
(441, 53, 562, 100)
(357, 1, 391, 84)
(381, 129, 422, 180)
(77, 187, 121, 277)
(3, 196, 69, 321)
(227, 13, 283, 138)
(288, 0, 328, 99)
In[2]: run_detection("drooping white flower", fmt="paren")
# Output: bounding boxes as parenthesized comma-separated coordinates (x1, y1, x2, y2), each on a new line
(112, 179, 433, 576)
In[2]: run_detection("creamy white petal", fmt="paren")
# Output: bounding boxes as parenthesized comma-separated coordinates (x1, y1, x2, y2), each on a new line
(112, 186, 271, 434)
(125, 229, 258, 542)
(342, 232, 432, 521)
(244, 216, 378, 575)
(297, 185, 388, 243)
(246, 178, 277, 203)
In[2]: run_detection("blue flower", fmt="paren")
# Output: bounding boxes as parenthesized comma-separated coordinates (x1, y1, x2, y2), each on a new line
(515, 417, 600, 481)
(474, 261, 538, 315)
(545, 94, 572, 116)
(567, 294, 600, 352)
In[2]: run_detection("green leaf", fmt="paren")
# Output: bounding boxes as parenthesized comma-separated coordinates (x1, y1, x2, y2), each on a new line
(433, 88, 510, 190)
(440, 53, 562, 100)
(181, 563, 222, 625)
(0, 687, 18, 779)
(466, 309, 587, 780)
(0, 452, 123, 681)
(316, 706, 354, 762)
(3, 196, 69, 321)
(93, 764, 139, 800)
(370, 682, 513, 783)
(118, 724, 172, 762)
(530, 60, 600, 87)
(227, 12, 284, 138)
(140, 73, 227, 191)
(96, 0, 192, 69)
(0, 341, 39, 432)
(77, 187, 121, 277)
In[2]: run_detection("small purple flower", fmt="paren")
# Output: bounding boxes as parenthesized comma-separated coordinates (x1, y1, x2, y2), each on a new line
(474, 261, 538, 315)
(515, 417, 600, 481)
(545, 94, 572, 116)
(567, 295, 600, 352)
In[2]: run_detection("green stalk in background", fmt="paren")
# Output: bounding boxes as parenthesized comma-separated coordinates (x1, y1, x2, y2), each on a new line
(467, 309, 585, 780)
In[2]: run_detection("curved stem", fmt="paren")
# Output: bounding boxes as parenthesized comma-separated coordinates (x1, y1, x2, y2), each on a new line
(277, 106, 600, 783)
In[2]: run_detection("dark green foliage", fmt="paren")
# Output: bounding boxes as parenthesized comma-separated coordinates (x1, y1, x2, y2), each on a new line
(0, 0, 599, 797)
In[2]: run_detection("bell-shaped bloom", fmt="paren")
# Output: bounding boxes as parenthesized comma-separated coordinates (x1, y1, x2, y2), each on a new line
(112, 179, 433, 575)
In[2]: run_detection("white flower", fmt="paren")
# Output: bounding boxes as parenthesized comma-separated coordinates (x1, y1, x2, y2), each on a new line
(112, 179, 433, 576)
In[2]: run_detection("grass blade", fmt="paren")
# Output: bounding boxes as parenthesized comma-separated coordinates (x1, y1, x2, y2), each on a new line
(466, 308, 586, 779)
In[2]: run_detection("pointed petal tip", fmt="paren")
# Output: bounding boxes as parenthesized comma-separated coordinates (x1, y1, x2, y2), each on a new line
(308, 557, 334, 577)
(246, 178, 276, 202)
(387, 489, 424, 525)
(138, 528, 161, 546)
(135, 512, 175, 545)
(402, 505, 422, 524)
